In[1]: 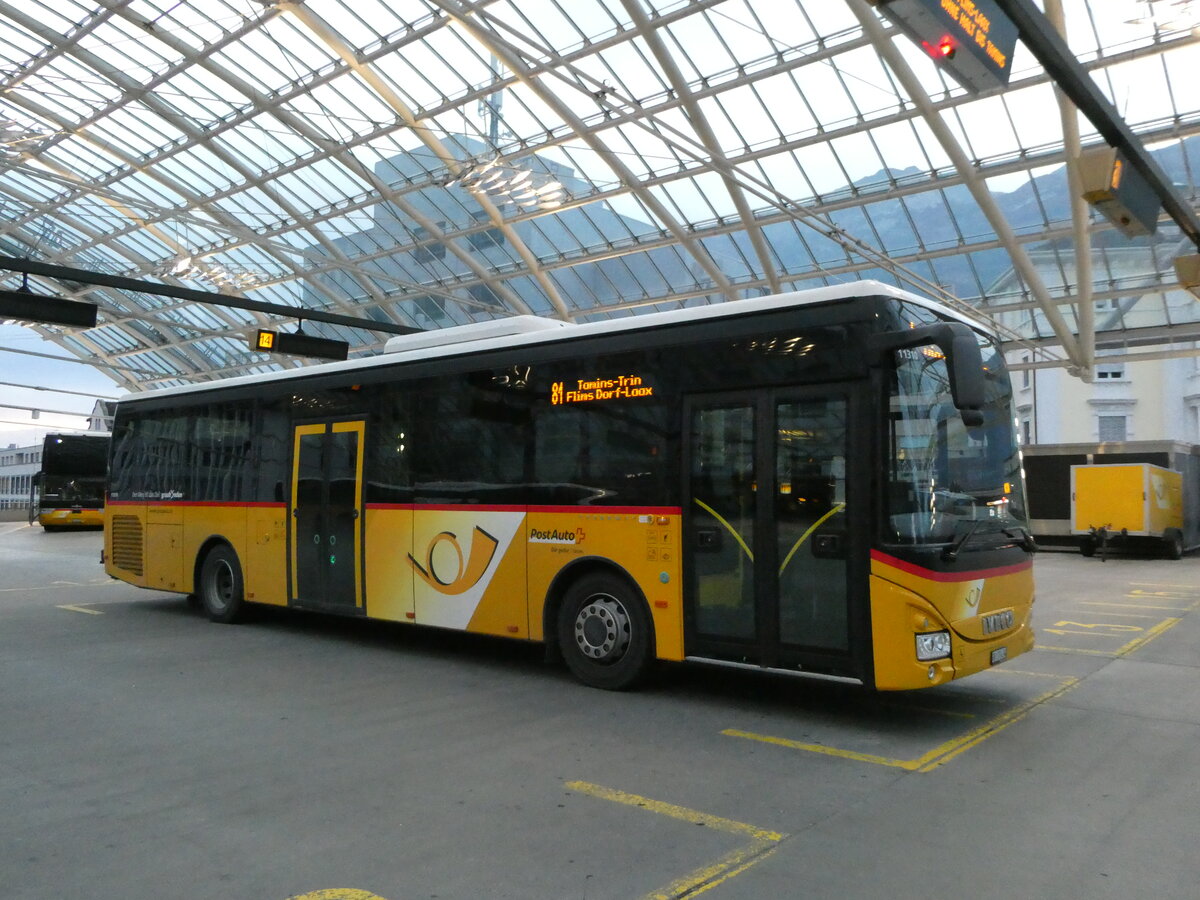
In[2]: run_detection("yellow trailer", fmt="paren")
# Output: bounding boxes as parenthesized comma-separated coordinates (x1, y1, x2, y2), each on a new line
(1071, 463, 1185, 559)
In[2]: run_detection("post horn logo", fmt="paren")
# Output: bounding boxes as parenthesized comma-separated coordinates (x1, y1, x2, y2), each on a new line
(409, 526, 500, 595)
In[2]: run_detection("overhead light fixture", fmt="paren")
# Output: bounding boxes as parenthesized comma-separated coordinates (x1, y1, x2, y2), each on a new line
(158, 254, 267, 290)
(1125, 0, 1200, 31)
(0, 287, 98, 328)
(0, 117, 51, 156)
(445, 157, 566, 211)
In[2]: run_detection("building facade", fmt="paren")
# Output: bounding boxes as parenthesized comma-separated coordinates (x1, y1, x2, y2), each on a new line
(0, 442, 40, 513)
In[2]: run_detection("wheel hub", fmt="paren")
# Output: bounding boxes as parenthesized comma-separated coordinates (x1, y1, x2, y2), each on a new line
(209, 560, 234, 611)
(573, 595, 631, 663)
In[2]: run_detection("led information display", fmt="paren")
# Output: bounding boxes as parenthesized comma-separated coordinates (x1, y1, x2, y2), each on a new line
(252, 328, 349, 360)
(874, 0, 1018, 93)
(550, 375, 654, 405)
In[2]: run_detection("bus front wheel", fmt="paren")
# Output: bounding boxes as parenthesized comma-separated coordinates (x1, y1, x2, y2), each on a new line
(198, 545, 245, 624)
(557, 572, 653, 691)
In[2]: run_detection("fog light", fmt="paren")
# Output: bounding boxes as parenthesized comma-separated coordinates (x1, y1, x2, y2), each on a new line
(916, 630, 951, 661)
(928, 665, 937, 681)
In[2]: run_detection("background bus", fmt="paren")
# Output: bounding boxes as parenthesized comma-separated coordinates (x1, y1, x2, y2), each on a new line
(104, 282, 1035, 691)
(35, 432, 109, 531)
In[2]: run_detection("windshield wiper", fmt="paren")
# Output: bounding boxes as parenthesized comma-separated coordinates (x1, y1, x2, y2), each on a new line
(1002, 525, 1037, 553)
(942, 519, 984, 561)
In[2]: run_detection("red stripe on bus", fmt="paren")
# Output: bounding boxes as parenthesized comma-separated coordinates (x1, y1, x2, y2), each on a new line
(366, 504, 682, 515)
(870, 549, 1032, 582)
(105, 499, 682, 515)
(106, 500, 286, 508)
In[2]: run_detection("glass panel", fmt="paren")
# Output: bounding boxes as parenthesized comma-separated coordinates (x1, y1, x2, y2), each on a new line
(690, 405, 756, 641)
(326, 430, 359, 606)
(295, 432, 325, 599)
(776, 399, 849, 651)
(886, 337, 1028, 545)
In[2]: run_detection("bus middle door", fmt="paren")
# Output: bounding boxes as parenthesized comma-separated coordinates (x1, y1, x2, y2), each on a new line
(683, 390, 861, 678)
(290, 420, 365, 611)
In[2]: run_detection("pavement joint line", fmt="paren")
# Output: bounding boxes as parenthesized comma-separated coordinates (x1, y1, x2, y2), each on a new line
(1090, 601, 1193, 611)
(565, 780, 785, 900)
(722, 675, 1079, 773)
(897, 705, 976, 719)
(1127, 582, 1200, 589)
(0, 580, 118, 593)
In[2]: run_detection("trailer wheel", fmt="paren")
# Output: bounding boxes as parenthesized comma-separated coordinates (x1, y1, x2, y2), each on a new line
(1163, 530, 1184, 561)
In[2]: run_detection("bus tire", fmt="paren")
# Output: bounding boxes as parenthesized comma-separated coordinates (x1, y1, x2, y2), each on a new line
(198, 544, 246, 624)
(557, 572, 653, 691)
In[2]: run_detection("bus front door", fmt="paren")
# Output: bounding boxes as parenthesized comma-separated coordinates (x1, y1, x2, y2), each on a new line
(290, 420, 365, 611)
(684, 392, 859, 678)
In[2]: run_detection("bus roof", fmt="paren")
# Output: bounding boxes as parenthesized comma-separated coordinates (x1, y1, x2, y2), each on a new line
(117, 280, 987, 404)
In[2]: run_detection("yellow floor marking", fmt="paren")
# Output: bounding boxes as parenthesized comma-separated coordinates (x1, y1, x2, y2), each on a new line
(57, 604, 103, 615)
(723, 676, 1078, 773)
(1039, 615, 1182, 658)
(1043, 628, 1137, 638)
(288, 892, 388, 900)
(991, 667, 1073, 678)
(566, 780, 784, 900)
(1033, 645, 1113, 656)
(1114, 617, 1182, 657)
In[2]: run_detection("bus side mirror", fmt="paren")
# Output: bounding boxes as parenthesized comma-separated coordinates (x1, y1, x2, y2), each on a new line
(870, 322, 986, 427)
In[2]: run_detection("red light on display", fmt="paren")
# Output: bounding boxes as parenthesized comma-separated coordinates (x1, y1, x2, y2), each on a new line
(938, 36, 956, 58)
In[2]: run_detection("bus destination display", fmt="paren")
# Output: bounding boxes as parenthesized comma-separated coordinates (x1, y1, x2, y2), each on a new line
(551, 375, 653, 405)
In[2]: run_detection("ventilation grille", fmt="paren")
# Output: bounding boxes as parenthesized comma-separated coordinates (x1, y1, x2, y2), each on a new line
(110, 515, 144, 576)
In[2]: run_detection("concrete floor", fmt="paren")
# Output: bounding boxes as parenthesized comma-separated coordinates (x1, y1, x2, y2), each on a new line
(2, 521, 1198, 900)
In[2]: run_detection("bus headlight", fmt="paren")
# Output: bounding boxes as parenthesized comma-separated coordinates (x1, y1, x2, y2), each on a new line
(916, 630, 951, 661)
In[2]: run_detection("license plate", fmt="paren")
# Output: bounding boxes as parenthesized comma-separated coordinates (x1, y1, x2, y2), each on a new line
(990, 647, 1008, 666)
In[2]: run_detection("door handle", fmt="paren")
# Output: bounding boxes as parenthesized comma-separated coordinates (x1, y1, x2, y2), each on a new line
(812, 532, 846, 559)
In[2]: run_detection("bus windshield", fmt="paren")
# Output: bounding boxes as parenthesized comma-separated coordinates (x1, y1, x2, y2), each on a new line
(885, 334, 1027, 545)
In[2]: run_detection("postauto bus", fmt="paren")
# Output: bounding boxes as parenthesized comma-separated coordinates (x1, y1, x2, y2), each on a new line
(104, 282, 1035, 690)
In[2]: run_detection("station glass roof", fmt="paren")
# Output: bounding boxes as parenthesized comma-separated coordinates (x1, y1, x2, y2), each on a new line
(2, 0, 1200, 390)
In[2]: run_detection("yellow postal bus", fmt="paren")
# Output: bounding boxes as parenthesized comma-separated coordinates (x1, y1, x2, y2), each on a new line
(104, 282, 1035, 690)
(36, 432, 109, 531)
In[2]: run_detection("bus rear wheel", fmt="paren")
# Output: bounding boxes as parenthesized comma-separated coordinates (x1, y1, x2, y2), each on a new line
(557, 572, 653, 691)
(199, 544, 245, 624)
